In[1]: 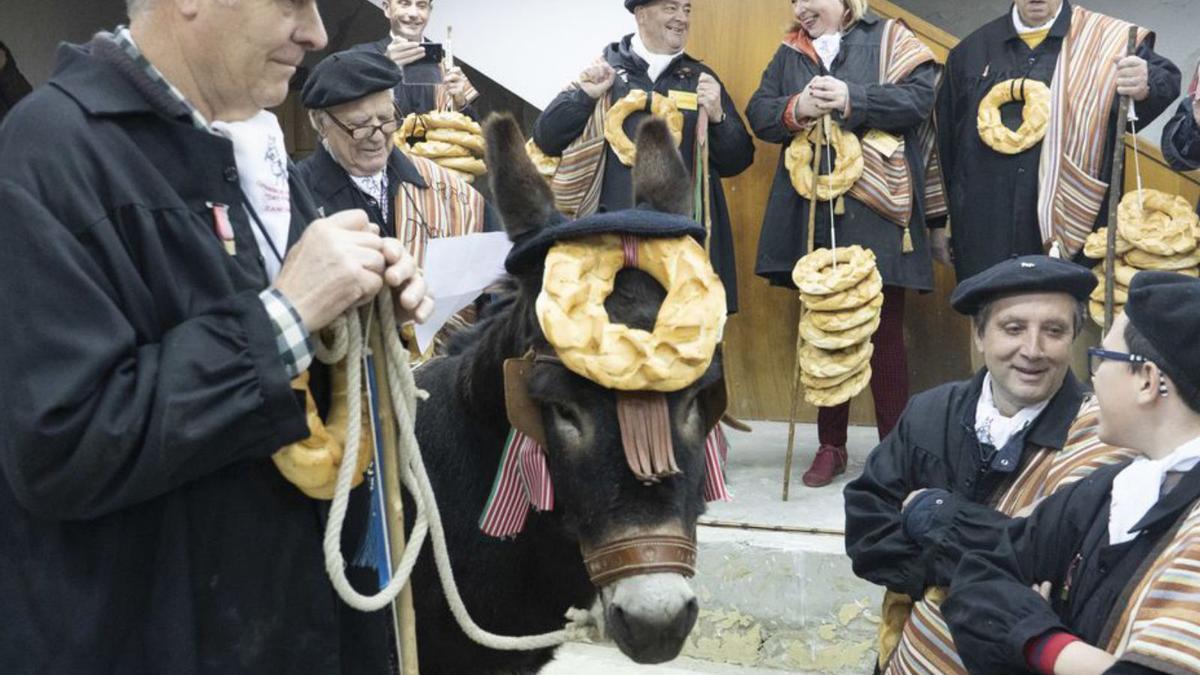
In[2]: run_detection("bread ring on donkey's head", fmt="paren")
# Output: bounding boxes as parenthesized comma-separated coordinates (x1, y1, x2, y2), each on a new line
(535, 233, 726, 392)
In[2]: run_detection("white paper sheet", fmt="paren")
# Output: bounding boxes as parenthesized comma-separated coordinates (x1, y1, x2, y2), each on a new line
(413, 232, 513, 353)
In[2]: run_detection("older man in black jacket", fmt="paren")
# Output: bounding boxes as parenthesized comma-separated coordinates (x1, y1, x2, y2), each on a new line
(532, 0, 754, 313)
(0, 0, 432, 673)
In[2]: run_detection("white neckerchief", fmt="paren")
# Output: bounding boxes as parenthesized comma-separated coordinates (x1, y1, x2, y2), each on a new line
(1012, 2, 1064, 34)
(631, 32, 683, 83)
(813, 33, 843, 71)
(974, 372, 1052, 450)
(211, 111, 292, 281)
(1109, 435, 1200, 546)
(351, 170, 390, 223)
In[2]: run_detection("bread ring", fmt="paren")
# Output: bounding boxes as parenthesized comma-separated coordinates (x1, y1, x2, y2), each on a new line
(422, 110, 482, 135)
(409, 140, 472, 159)
(603, 89, 685, 166)
(801, 269, 883, 311)
(800, 340, 874, 379)
(1083, 227, 1134, 259)
(435, 156, 488, 176)
(801, 359, 870, 390)
(977, 78, 1051, 155)
(1117, 189, 1199, 256)
(1089, 299, 1124, 327)
(785, 120, 864, 201)
(1123, 248, 1200, 271)
(792, 245, 877, 295)
(1089, 276, 1129, 304)
(525, 139, 561, 178)
(425, 127, 486, 156)
(272, 369, 372, 500)
(800, 312, 881, 350)
(805, 292, 884, 333)
(536, 234, 727, 392)
(805, 364, 872, 407)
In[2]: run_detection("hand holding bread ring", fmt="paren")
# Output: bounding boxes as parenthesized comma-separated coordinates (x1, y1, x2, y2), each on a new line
(578, 59, 616, 100)
(810, 76, 850, 117)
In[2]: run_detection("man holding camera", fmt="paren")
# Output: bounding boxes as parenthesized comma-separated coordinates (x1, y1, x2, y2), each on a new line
(352, 0, 478, 116)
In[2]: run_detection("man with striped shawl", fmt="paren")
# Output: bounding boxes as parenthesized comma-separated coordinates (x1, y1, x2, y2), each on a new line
(530, 0, 755, 313)
(945, 271, 1200, 675)
(297, 50, 497, 358)
(934, 0, 1179, 281)
(844, 256, 1134, 674)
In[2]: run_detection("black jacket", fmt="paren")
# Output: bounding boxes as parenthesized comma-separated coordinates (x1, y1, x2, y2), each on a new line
(0, 38, 388, 674)
(532, 35, 755, 313)
(350, 37, 478, 119)
(296, 141, 499, 237)
(844, 369, 1085, 600)
(1161, 98, 1200, 217)
(936, 1, 1180, 281)
(745, 14, 938, 291)
(0, 42, 32, 125)
(943, 460, 1200, 674)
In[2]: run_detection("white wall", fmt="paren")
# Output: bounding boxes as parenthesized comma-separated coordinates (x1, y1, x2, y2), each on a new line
(421, 0, 635, 109)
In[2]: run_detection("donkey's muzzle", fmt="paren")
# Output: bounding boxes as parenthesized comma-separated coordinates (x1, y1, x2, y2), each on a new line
(604, 572, 699, 664)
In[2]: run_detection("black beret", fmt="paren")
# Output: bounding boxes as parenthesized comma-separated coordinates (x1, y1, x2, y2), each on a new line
(625, 0, 654, 12)
(301, 50, 402, 110)
(1125, 271, 1200, 393)
(950, 255, 1096, 315)
(505, 206, 705, 274)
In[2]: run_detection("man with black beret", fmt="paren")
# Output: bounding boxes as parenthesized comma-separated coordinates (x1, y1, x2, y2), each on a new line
(531, 0, 754, 313)
(297, 49, 496, 356)
(844, 255, 1134, 673)
(946, 271, 1200, 675)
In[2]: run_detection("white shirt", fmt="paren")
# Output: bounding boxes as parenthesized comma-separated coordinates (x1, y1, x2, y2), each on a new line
(813, 33, 843, 72)
(351, 170, 390, 224)
(1109, 435, 1200, 545)
(631, 32, 683, 83)
(211, 111, 293, 281)
(974, 373, 1052, 450)
(1011, 2, 1064, 33)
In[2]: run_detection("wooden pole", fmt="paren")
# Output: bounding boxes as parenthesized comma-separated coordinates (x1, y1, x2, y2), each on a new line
(1104, 26, 1139, 333)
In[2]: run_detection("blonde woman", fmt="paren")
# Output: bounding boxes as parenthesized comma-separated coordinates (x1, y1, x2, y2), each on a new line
(745, 0, 937, 487)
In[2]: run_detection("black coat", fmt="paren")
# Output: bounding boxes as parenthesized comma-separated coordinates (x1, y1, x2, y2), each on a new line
(532, 35, 755, 313)
(745, 14, 938, 291)
(0, 40, 388, 674)
(843, 369, 1085, 599)
(942, 460, 1200, 674)
(350, 37, 478, 120)
(0, 42, 32, 125)
(296, 141, 499, 237)
(1161, 98, 1200, 217)
(936, 1, 1180, 281)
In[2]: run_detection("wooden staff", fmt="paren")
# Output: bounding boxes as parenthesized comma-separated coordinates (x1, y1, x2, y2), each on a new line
(1104, 26, 1139, 333)
(783, 116, 827, 501)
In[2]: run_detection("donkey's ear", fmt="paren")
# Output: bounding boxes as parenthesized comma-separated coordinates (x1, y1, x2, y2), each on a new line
(484, 113, 557, 242)
(632, 118, 692, 217)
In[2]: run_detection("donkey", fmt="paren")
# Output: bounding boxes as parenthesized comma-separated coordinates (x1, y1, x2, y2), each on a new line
(407, 114, 726, 674)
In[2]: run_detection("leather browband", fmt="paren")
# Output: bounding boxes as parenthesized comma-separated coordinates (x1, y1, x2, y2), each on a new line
(581, 534, 698, 587)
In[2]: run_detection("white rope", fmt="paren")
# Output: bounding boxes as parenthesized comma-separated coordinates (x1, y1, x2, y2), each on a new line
(1128, 102, 1145, 212)
(320, 290, 597, 651)
(823, 116, 838, 269)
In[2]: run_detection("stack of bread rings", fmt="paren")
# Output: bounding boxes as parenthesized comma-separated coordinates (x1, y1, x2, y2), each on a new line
(603, 89, 685, 166)
(1083, 189, 1200, 325)
(791, 245, 883, 407)
(977, 78, 1051, 155)
(394, 110, 487, 181)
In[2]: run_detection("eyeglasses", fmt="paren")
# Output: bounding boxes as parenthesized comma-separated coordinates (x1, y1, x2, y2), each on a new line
(1087, 347, 1147, 377)
(325, 106, 402, 142)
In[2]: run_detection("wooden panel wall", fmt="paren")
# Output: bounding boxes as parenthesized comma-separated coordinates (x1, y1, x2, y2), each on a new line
(689, 0, 1200, 422)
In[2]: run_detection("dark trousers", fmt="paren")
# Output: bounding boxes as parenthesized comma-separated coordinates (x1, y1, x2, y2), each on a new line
(817, 285, 909, 447)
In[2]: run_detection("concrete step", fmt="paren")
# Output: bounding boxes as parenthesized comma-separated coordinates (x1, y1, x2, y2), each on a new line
(542, 642, 810, 674)
(556, 422, 887, 674)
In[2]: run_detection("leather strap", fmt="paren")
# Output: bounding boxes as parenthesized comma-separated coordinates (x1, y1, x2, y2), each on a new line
(581, 534, 697, 587)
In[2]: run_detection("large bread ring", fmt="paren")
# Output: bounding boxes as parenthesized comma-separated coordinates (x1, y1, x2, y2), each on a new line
(604, 90, 685, 166)
(272, 369, 373, 500)
(785, 121, 864, 201)
(800, 341, 874, 379)
(792, 245, 877, 295)
(426, 127, 486, 155)
(1123, 248, 1200, 271)
(805, 292, 884, 333)
(536, 233, 727, 392)
(977, 78, 1051, 155)
(805, 365, 872, 407)
(801, 359, 870, 390)
(1089, 276, 1129, 305)
(1089, 299, 1124, 327)
(800, 312, 881, 350)
(422, 110, 482, 135)
(526, 139, 561, 178)
(436, 156, 488, 176)
(801, 270, 884, 311)
(1117, 190, 1199, 256)
(1083, 227, 1134, 259)
(409, 140, 472, 159)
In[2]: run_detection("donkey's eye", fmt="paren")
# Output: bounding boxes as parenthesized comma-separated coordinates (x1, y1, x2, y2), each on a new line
(547, 402, 584, 444)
